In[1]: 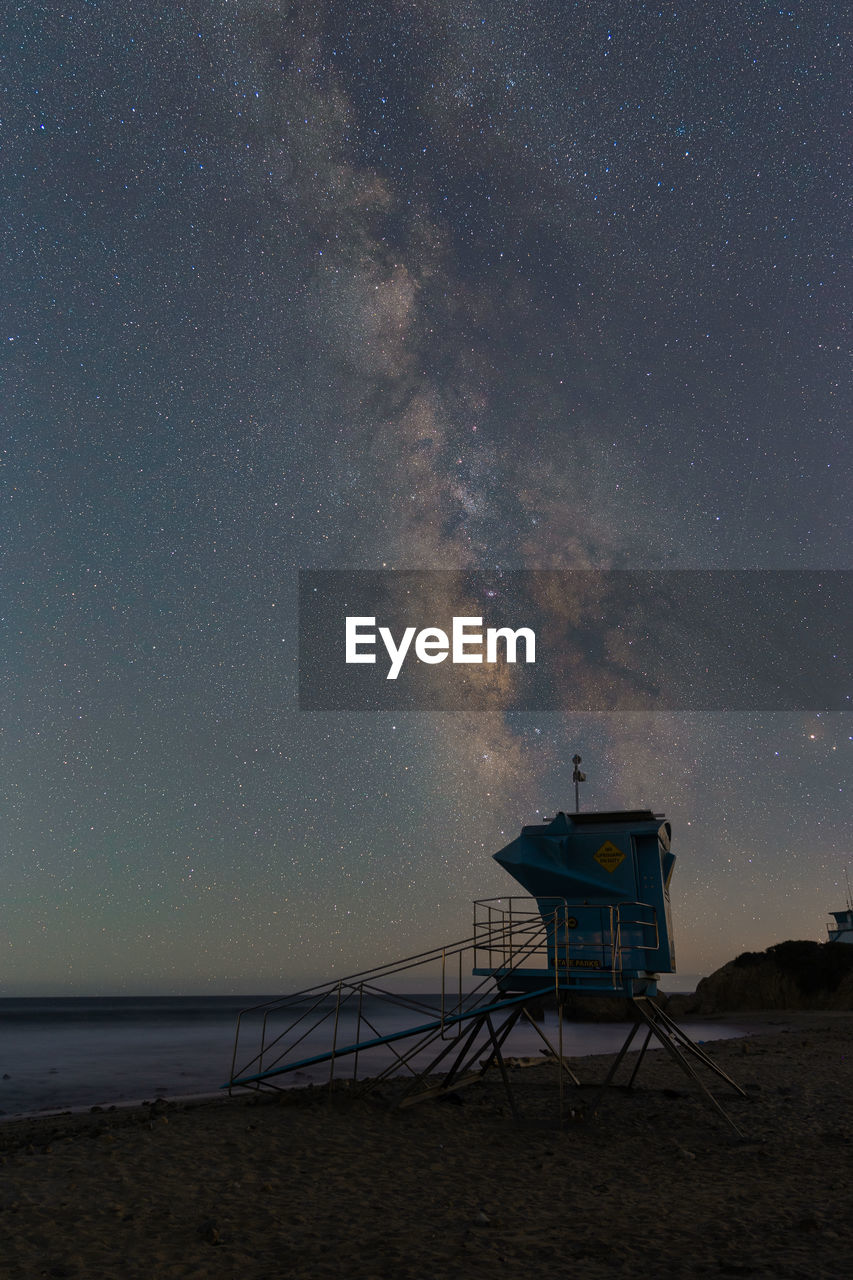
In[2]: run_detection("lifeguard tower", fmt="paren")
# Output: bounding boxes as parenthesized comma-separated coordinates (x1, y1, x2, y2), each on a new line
(827, 909, 853, 943)
(225, 765, 745, 1133)
(475, 807, 675, 997)
(827, 870, 853, 943)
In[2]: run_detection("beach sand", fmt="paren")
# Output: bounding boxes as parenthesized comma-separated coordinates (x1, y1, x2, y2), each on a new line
(1, 1011, 851, 1279)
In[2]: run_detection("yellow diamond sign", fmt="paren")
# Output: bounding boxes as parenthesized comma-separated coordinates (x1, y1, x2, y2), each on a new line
(594, 840, 625, 873)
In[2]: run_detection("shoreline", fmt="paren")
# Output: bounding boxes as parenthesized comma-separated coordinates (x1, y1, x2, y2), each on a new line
(0, 1007, 788, 1127)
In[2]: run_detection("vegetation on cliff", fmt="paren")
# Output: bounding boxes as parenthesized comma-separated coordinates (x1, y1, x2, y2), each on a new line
(683, 940, 853, 1014)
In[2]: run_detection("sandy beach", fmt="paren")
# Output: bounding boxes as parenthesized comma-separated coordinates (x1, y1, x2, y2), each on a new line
(1, 1011, 851, 1280)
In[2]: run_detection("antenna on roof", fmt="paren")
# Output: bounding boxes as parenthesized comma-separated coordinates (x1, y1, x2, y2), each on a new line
(846, 867, 852, 912)
(572, 753, 586, 813)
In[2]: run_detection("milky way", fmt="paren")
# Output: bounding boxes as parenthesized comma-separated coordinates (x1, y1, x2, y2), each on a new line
(2, 2, 849, 993)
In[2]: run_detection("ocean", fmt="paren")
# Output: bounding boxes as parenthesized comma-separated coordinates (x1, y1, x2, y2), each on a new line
(0, 992, 745, 1119)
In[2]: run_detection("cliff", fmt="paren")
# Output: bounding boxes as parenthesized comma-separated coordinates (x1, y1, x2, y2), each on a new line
(682, 940, 853, 1014)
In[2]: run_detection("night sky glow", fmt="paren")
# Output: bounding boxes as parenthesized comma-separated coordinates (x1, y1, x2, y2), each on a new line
(2, 2, 850, 995)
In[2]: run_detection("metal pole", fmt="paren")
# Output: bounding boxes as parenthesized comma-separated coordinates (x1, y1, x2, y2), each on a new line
(572, 753, 585, 813)
(353, 985, 364, 1082)
(329, 981, 343, 1091)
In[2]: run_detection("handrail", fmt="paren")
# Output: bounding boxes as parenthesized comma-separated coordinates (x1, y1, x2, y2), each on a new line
(227, 914, 551, 1090)
(226, 985, 555, 1089)
(226, 897, 662, 1096)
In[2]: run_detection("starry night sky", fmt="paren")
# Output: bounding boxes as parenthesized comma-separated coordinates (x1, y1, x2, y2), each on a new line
(2, 1, 850, 995)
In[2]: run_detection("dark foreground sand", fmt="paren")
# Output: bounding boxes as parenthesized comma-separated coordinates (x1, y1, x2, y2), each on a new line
(1, 1012, 851, 1280)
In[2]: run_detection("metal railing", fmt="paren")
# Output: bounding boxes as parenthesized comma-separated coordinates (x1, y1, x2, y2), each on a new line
(473, 896, 660, 986)
(225, 912, 554, 1095)
(225, 897, 662, 1097)
(223, 897, 746, 1136)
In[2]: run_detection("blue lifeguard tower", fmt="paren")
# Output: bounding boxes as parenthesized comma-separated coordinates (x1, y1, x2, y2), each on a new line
(224, 770, 745, 1133)
(827, 870, 853, 943)
(474, 808, 675, 997)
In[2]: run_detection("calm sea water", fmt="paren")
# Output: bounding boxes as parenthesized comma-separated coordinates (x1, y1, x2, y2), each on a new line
(0, 993, 745, 1118)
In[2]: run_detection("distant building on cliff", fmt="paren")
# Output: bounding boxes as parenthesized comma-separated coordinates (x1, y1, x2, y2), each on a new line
(827, 906, 853, 944)
(827, 871, 853, 943)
